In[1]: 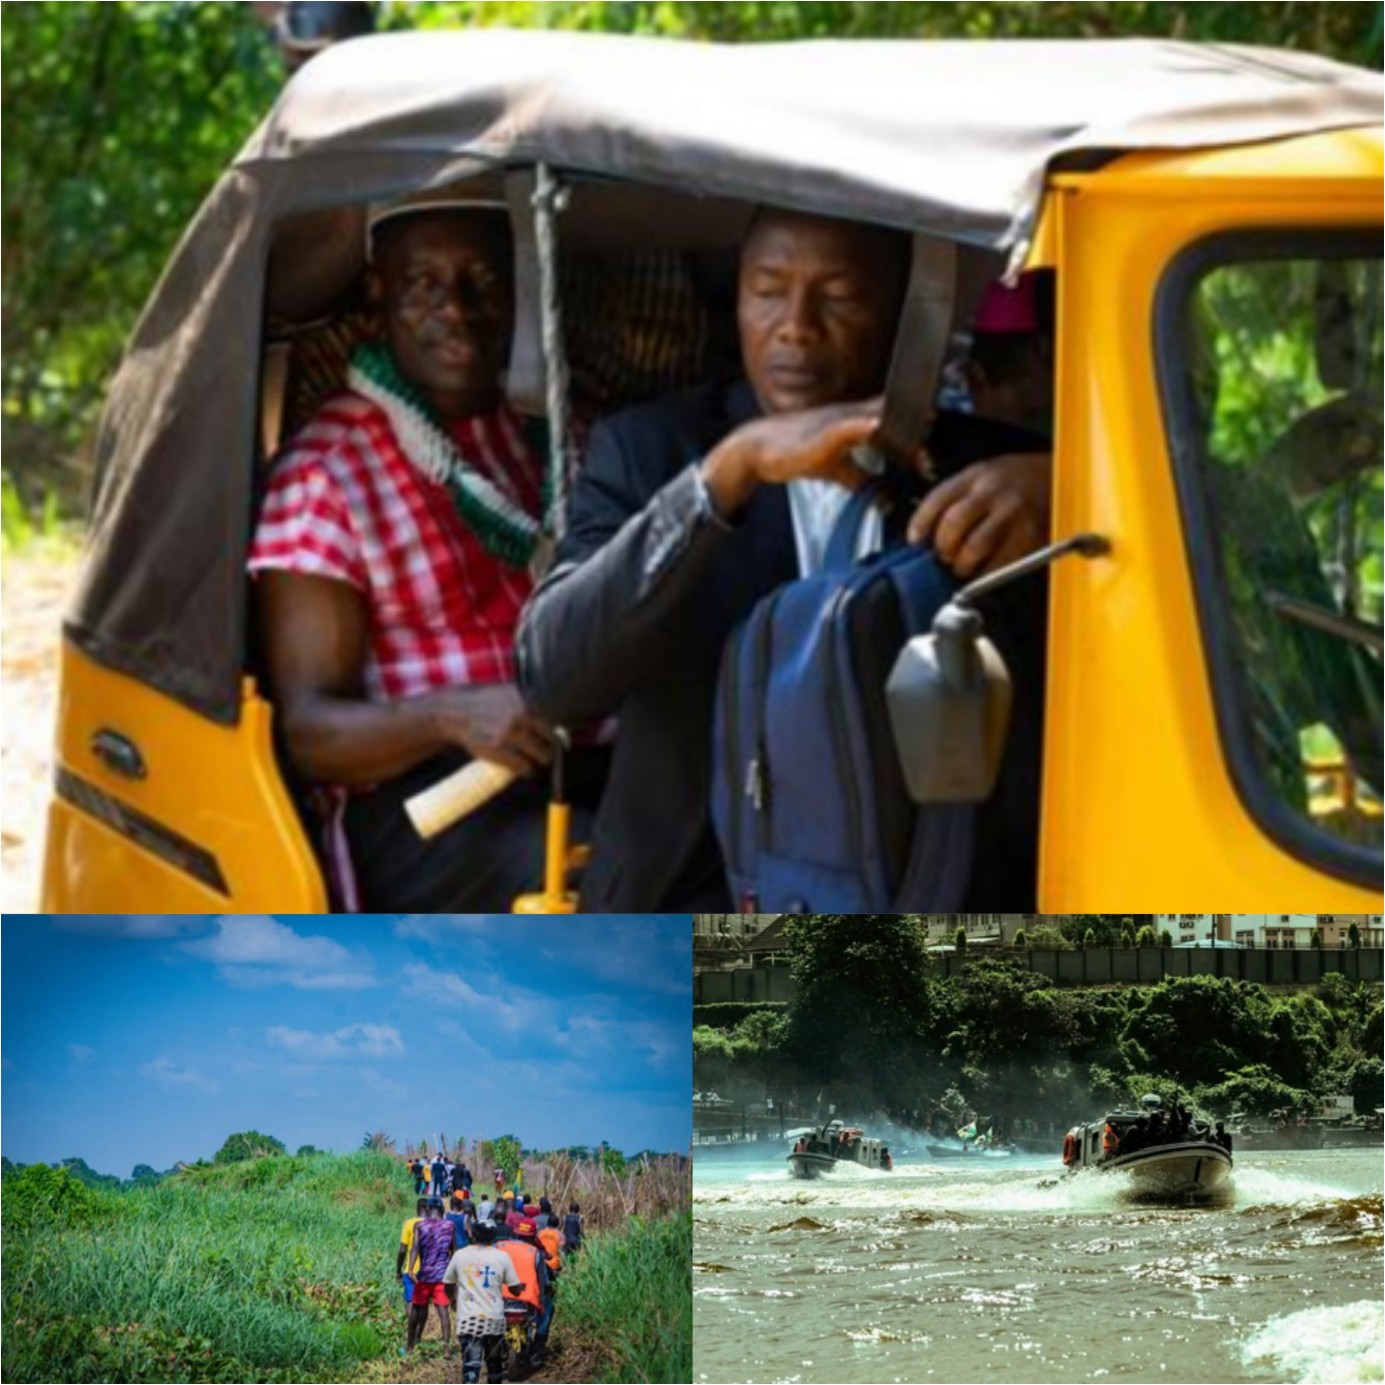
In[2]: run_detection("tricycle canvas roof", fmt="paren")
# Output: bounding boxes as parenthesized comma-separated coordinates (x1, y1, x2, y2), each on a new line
(47, 29, 1384, 912)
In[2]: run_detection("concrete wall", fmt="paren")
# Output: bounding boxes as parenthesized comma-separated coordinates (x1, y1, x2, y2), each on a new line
(694, 965, 798, 1004)
(932, 947, 1384, 984)
(695, 947, 1384, 1001)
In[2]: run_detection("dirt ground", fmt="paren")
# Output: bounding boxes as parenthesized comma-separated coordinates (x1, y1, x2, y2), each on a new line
(359, 1307, 597, 1385)
(1, 548, 79, 912)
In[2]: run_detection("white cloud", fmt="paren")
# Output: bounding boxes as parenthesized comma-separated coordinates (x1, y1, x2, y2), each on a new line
(52, 915, 210, 939)
(265, 1023, 404, 1060)
(399, 961, 542, 1030)
(138, 1055, 220, 1093)
(394, 915, 691, 995)
(183, 916, 375, 989)
(555, 1015, 682, 1072)
(66, 1044, 95, 1064)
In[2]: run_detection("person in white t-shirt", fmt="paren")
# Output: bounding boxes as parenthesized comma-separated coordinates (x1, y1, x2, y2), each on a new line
(443, 1221, 523, 1383)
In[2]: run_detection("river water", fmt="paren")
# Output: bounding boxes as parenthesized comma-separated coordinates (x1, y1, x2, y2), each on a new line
(693, 1141, 1383, 1384)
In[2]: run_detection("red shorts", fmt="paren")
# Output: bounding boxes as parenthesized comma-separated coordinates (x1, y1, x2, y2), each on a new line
(412, 1281, 449, 1306)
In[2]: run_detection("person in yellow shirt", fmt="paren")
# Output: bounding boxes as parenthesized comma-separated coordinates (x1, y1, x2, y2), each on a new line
(396, 1197, 429, 1312)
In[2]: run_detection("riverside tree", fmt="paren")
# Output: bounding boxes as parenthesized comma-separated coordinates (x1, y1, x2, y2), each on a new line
(782, 913, 933, 1088)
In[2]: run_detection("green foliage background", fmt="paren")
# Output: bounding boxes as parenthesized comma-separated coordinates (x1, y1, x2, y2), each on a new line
(2, 1, 1381, 516)
(693, 917, 1385, 1124)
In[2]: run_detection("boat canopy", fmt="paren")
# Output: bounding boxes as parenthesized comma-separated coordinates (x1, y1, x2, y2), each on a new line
(66, 29, 1383, 722)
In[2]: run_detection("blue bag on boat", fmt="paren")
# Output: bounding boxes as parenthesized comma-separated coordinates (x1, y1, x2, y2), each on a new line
(711, 485, 974, 912)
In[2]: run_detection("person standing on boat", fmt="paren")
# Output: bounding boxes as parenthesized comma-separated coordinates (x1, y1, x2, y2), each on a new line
(1102, 1121, 1121, 1158)
(1214, 1121, 1233, 1153)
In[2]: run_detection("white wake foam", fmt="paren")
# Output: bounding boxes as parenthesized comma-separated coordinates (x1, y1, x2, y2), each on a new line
(1240, 1301, 1385, 1383)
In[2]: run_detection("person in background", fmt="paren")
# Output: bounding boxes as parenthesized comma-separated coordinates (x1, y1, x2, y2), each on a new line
(410, 1156, 425, 1196)
(500, 1219, 554, 1370)
(1102, 1121, 1121, 1158)
(446, 1194, 472, 1250)
(536, 1217, 564, 1285)
(396, 1196, 429, 1317)
(562, 1202, 584, 1254)
(407, 1200, 458, 1358)
(431, 1152, 448, 1200)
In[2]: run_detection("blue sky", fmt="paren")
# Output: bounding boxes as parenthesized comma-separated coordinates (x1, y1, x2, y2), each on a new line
(1, 915, 691, 1177)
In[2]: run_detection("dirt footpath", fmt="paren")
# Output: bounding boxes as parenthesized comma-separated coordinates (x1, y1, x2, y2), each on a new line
(359, 1309, 600, 1385)
(1, 549, 79, 912)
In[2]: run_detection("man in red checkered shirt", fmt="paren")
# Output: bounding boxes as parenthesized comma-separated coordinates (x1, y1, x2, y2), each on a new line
(249, 189, 597, 909)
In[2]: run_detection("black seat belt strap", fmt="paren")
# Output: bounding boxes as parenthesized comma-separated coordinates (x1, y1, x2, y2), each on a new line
(858, 233, 957, 474)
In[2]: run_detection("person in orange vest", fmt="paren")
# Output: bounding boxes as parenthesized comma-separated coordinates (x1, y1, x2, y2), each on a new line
(500, 1219, 554, 1368)
(536, 1220, 564, 1283)
(1102, 1122, 1120, 1158)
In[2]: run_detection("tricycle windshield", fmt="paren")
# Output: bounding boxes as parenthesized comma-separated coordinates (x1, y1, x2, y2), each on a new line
(1160, 231, 1383, 881)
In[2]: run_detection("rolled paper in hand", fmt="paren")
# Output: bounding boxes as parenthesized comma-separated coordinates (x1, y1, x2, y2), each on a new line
(405, 759, 517, 839)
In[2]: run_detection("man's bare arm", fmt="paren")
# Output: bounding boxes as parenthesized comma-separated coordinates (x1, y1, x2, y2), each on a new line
(255, 571, 554, 785)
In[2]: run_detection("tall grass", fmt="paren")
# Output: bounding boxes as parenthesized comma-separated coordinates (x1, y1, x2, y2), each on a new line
(518, 1154, 690, 1232)
(1, 1151, 410, 1383)
(556, 1211, 693, 1384)
(3, 1148, 692, 1383)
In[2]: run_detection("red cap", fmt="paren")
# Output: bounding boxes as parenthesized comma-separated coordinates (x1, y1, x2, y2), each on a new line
(974, 274, 1039, 334)
(516, 1219, 537, 1238)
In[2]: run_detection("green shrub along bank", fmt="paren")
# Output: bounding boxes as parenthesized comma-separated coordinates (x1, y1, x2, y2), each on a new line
(1, 1150, 409, 1383)
(692, 916, 1384, 1123)
(558, 1211, 692, 1384)
(692, 1001, 789, 1030)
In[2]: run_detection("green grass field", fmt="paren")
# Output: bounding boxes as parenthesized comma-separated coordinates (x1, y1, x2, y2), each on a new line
(1, 1151, 690, 1383)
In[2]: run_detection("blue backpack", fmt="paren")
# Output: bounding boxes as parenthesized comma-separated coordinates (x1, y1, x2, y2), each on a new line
(711, 487, 974, 912)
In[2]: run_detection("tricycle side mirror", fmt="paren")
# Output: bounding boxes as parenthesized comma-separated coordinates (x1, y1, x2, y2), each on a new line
(887, 602, 1012, 804)
(888, 532, 1111, 805)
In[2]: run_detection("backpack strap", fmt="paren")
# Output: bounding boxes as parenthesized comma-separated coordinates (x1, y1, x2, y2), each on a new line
(821, 479, 885, 570)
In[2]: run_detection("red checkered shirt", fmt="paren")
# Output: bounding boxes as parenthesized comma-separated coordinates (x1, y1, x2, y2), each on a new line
(248, 390, 542, 701)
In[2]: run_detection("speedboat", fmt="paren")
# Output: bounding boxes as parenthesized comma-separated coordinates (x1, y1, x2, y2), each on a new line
(1062, 1095, 1232, 1199)
(786, 1120, 892, 1177)
(925, 1142, 1014, 1159)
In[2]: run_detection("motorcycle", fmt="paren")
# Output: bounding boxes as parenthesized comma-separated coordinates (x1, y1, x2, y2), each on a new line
(503, 1298, 538, 1377)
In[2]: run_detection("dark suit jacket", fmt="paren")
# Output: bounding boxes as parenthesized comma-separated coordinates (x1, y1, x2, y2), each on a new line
(517, 379, 1047, 910)
(518, 380, 787, 909)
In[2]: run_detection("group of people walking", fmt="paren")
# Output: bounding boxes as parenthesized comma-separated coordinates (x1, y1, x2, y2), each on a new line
(398, 1158, 585, 1380)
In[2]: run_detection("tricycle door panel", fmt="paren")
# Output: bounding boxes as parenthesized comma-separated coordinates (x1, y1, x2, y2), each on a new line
(1043, 171, 1383, 911)
(41, 642, 326, 912)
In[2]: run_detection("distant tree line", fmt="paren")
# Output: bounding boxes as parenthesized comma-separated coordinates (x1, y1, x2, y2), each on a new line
(2, 1, 1380, 515)
(693, 914, 1385, 1124)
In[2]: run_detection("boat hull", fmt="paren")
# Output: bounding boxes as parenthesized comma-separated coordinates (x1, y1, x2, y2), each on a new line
(787, 1152, 840, 1179)
(1100, 1141, 1232, 1197)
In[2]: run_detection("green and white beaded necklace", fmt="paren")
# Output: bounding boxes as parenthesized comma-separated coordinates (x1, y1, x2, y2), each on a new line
(348, 339, 548, 569)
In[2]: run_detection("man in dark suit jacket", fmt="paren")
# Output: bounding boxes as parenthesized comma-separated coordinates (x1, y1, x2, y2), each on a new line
(517, 209, 1050, 909)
